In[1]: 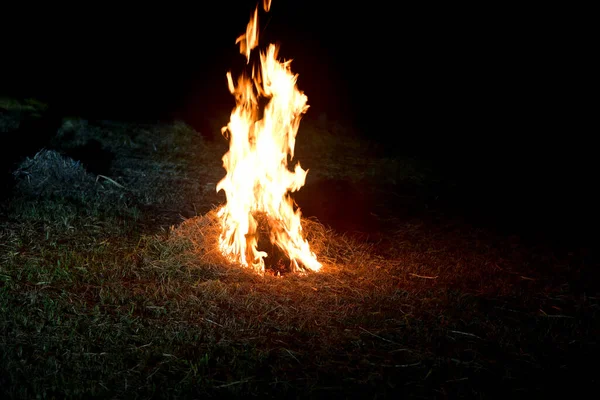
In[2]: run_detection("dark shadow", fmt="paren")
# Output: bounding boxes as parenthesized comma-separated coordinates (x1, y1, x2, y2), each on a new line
(62, 139, 115, 176)
(293, 178, 382, 237)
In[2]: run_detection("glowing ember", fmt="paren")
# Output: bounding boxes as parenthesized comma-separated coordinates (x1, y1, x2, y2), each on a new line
(216, 0, 321, 274)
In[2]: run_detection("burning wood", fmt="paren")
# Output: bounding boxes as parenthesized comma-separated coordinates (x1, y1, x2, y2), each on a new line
(215, 0, 321, 274)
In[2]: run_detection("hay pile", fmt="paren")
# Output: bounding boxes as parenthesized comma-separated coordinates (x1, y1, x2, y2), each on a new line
(12, 149, 126, 203)
(167, 208, 376, 275)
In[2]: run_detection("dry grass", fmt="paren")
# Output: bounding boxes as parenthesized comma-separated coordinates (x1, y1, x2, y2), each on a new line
(0, 107, 598, 399)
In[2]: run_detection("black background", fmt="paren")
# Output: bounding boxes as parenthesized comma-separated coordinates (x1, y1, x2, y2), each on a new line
(2, 1, 595, 236)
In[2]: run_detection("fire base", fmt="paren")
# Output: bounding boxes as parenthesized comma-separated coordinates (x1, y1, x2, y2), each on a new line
(252, 212, 297, 276)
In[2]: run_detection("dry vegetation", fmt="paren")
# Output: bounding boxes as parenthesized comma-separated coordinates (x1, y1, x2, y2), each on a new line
(0, 101, 598, 399)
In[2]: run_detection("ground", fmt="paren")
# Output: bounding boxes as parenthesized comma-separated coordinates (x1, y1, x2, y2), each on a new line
(0, 99, 598, 399)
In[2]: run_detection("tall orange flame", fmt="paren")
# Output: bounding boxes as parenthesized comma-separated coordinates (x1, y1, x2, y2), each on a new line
(216, 1, 321, 274)
(235, 6, 259, 62)
(263, 0, 271, 12)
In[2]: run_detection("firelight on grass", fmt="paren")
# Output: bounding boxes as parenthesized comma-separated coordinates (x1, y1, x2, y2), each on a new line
(215, 0, 322, 274)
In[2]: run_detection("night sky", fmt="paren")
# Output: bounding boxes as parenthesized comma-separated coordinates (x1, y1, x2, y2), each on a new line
(2, 1, 595, 238)
(3, 3, 580, 131)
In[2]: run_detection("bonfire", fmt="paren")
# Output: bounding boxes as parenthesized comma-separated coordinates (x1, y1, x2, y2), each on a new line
(215, 0, 321, 275)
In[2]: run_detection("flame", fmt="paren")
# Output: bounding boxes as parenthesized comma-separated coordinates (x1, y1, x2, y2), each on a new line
(235, 6, 259, 62)
(216, 1, 321, 274)
(263, 0, 271, 12)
